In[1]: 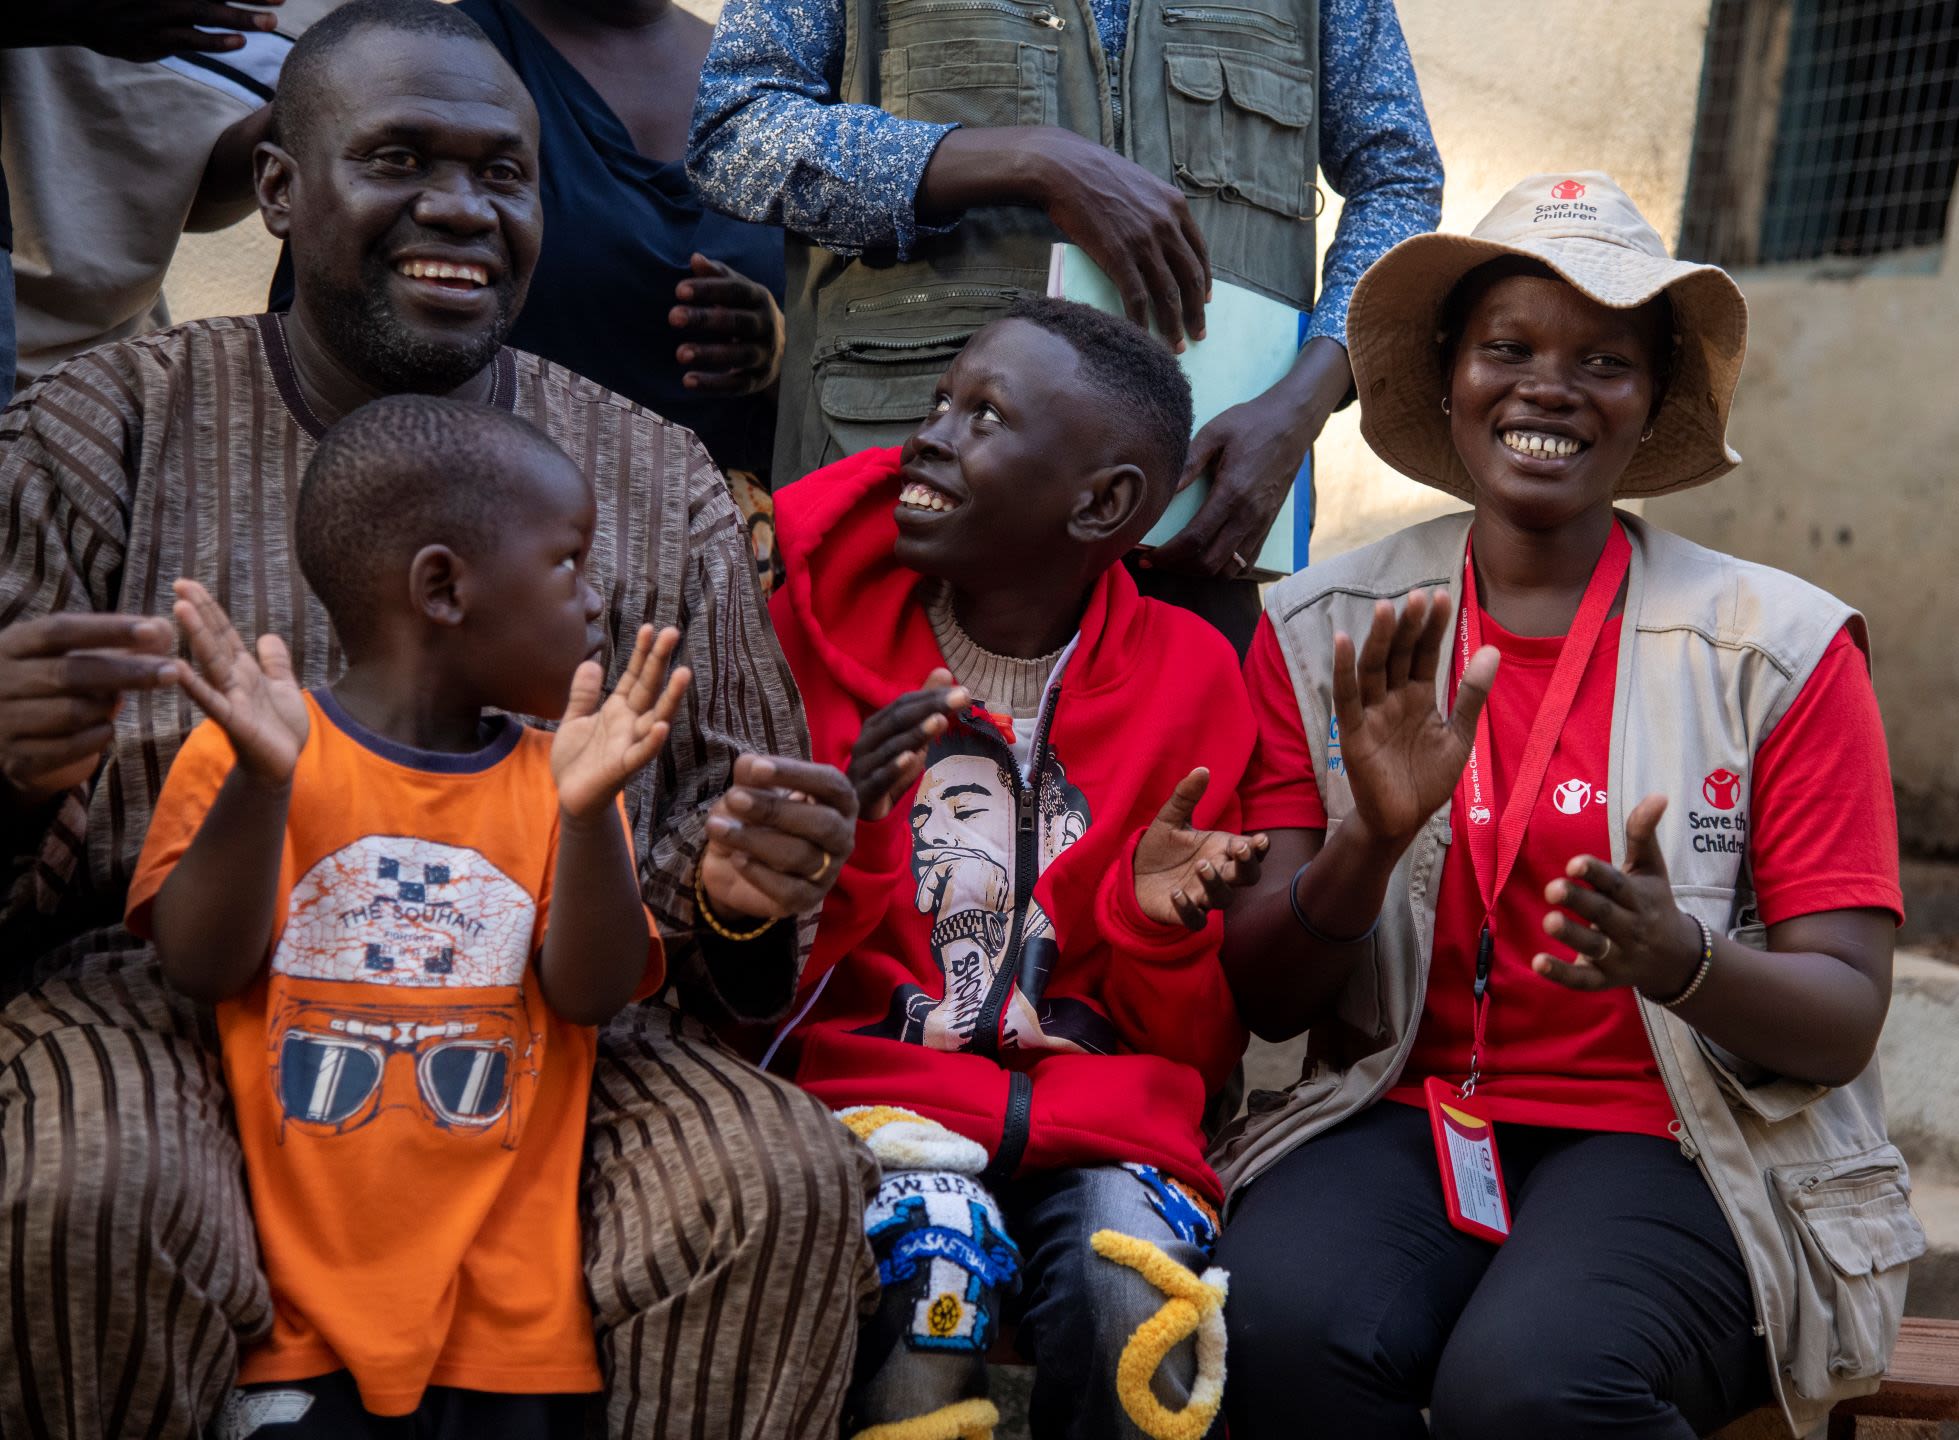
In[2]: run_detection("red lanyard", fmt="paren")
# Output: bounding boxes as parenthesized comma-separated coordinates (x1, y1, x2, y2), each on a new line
(1452, 520, 1630, 1093)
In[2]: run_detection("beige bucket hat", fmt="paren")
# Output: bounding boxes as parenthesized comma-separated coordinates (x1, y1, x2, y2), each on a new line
(1347, 172, 1749, 502)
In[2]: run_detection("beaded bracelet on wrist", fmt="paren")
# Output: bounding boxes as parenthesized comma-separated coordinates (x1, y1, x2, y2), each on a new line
(693, 869, 778, 943)
(1656, 915, 1715, 1009)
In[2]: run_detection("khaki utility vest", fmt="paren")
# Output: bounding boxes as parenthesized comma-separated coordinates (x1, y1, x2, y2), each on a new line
(776, 0, 1321, 482)
(1213, 511, 1927, 1435)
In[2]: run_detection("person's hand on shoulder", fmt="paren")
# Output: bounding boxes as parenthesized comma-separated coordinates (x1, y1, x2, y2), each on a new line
(846, 668, 969, 821)
(0, 612, 178, 811)
(170, 578, 308, 788)
(1133, 767, 1269, 931)
(671, 254, 783, 397)
(552, 625, 692, 821)
(13, 0, 284, 64)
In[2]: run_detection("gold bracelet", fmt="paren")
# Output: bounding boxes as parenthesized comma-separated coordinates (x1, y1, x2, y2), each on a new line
(693, 868, 778, 943)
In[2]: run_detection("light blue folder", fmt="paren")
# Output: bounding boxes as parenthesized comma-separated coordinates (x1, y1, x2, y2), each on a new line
(1046, 243, 1309, 577)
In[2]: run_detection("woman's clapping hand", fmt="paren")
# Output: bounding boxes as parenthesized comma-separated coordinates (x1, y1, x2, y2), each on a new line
(1332, 589, 1499, 850)
(1536, 794, 1702, 998)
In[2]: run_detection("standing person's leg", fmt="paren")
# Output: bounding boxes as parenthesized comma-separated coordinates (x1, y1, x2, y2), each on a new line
(1009, 1164, 1229, 1440)
(0, 947, 273, 1439)
(1215, 1102, 1499, 1440)
(581, 1004, 880, 1440)
(1429, 1128, 1770, 1440)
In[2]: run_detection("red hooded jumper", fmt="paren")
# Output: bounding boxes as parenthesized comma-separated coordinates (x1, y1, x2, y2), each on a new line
(768, 448, 1253, 1202)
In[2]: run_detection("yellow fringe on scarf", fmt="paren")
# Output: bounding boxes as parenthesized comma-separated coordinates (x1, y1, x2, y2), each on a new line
(849, 1397, 999, 1440)
(1090, 1229, 1229, 1440)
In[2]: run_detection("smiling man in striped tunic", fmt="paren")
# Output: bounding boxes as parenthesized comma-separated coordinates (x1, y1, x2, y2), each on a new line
(0, 2, 877, 1436)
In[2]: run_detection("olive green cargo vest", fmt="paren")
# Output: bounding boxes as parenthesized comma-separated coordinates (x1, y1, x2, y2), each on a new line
(1212, 511, 1928, 1436)
(776, 0, 1320, 482)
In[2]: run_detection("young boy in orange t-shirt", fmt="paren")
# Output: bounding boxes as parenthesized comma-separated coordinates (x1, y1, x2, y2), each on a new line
(126, 396, 690, 1437)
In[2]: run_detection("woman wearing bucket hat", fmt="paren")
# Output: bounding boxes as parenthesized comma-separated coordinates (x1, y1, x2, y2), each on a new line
(1207, 174, 1921, 1439)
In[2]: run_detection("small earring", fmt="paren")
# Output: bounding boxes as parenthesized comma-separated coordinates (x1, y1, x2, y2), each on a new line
(1640, 426, 1654, 443)
(1440, 395, 1452, 416)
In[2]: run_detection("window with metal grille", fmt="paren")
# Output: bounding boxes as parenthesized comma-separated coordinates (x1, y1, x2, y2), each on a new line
(1680, 0, 1959, 267)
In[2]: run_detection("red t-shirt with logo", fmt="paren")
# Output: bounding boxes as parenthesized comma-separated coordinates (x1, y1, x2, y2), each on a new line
(1241, 610, 1902, 1137)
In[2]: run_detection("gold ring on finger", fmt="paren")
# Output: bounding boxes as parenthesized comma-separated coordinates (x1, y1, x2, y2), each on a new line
(806, 850, 833, 884)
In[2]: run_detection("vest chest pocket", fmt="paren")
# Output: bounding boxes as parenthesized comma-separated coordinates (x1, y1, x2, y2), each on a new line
(880, 38, 1059, 128)
(1163, 45, 1314, 219)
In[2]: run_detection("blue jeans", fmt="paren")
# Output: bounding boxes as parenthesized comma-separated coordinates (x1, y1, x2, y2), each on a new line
(848, 1164, 1223, 1440)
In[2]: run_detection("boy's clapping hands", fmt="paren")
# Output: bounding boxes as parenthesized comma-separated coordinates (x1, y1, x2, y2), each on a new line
(552, 625, 692, 819)
(171, 579, 310, 784)
(1133, 767, 1270, 931)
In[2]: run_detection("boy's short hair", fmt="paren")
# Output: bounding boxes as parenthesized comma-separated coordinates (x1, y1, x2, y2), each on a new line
(297, 395, 570, 652)
(1002, 296, 1194, 496)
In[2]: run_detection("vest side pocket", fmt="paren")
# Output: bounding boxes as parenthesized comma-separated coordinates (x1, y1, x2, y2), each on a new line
(1767, 1143, 1926, 1397)
(879, 38, 1059, 128)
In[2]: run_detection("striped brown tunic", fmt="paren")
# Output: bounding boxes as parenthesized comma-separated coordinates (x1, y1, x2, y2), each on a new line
(0, 315, 877, 1439)
(0, 312, 807, 1016)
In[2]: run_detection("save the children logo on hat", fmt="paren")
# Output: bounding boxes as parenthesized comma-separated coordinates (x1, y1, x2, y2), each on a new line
(1550, 179, 1587, 200)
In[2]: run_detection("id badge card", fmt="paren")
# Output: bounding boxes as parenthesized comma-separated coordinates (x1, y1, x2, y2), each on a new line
(1423, 1076, 1511, 1244)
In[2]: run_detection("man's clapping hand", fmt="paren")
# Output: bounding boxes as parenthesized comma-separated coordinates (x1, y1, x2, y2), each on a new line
(701, 755, 858, 925)
(0, 613, 180, 809)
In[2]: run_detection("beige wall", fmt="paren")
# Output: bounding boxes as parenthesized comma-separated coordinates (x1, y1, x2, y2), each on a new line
(1644, 240, 1959, 850)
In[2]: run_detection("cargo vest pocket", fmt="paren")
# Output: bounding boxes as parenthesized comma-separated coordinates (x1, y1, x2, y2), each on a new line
(1163, 45, 1314, 219)
(880, 38, 1059, 128)
(815, 361, 945, 463)
(1769, 1145, 1926, 1396)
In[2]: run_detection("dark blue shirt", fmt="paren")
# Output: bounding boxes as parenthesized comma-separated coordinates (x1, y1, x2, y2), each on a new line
(461, 0, 785, 474)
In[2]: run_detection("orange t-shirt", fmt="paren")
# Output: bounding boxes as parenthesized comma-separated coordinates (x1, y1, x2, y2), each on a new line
(128, 691, 661, 1415)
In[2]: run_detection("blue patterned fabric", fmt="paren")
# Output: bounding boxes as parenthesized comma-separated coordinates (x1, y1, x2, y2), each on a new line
(687, 0, 1442, 344)
(1121, 1163, 1220, 1251)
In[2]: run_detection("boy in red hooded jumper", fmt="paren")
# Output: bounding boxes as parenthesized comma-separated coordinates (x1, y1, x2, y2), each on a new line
(762, 298, 1265, 1440)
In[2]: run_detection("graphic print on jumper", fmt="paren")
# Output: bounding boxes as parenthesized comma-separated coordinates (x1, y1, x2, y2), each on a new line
(855, 721, 1117, 1057)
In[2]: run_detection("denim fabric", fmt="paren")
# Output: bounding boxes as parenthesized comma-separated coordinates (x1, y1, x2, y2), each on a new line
(848, 1164, 1220, 1440)
(687, 0, 1441, 343)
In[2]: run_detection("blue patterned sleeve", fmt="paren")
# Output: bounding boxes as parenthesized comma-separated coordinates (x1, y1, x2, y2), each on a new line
(1307, 0, 1444, 345)
(686, 0, 957, 258)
